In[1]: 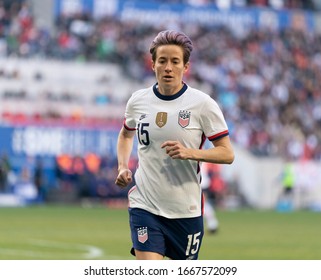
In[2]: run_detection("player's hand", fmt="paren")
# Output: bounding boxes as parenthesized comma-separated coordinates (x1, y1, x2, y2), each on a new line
(161, 140, 190, 160)
(115, 168, 132, 188)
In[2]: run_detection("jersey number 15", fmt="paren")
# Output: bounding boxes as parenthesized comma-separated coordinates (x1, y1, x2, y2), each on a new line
(137, 123, 150, 146)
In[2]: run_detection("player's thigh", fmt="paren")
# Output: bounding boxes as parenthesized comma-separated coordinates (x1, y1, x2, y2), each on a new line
(163, 215, 204, 260)
(129, 208, 166, 257)
(134, 249, 163, 260)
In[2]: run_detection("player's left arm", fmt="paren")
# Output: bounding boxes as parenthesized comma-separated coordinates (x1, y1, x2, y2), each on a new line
(161, 136, 234, 164)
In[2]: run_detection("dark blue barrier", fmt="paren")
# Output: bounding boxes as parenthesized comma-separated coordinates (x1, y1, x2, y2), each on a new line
(0, 123, 134, 200)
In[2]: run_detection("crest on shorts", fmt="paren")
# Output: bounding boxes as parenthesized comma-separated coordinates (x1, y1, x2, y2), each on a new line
(178, 110, 191, 128)
(155, 112, 167, 128)
(137, 227, 148, 243)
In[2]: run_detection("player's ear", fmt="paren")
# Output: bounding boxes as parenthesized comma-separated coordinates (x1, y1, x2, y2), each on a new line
(151, 60, 155, 71)
(184, 62, 190, 73)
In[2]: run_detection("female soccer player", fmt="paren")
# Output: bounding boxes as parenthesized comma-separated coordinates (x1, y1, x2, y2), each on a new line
(115, 30, 234, 260)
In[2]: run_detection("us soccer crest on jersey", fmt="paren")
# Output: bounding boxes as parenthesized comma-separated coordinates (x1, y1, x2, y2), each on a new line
(137, 227, 148, 243)
(178, 110, 191, 128)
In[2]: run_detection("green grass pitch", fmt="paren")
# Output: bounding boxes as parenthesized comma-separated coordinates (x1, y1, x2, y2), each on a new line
(0, 205, 320, 260)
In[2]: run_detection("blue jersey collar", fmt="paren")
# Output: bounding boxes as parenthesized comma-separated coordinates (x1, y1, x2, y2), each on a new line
(153, 83, 188, 101)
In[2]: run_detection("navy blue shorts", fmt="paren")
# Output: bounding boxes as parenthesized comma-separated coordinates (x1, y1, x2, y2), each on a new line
(129, 208, 204, 260)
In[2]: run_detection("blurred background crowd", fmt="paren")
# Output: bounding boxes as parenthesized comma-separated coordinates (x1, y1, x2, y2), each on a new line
(1, 0, 321, 208)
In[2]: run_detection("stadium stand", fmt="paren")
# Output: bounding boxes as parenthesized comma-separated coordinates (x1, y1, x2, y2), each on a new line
(1, 0, 321, 160)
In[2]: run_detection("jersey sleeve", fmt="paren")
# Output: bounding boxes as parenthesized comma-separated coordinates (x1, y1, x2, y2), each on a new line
(200, 96, 229, 141)
(123, 94, 137, 131)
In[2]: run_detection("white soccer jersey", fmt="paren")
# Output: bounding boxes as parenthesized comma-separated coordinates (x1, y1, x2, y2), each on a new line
(124, 83, 229, 219)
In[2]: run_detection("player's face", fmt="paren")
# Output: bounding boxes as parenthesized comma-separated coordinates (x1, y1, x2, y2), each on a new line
(152, 44, 189, 95)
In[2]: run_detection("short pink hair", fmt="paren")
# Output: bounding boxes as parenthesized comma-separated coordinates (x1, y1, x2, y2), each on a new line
(149, 30, 193, 64)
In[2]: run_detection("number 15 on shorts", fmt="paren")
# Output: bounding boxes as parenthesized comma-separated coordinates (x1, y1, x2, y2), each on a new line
(186, 232, 201, 256)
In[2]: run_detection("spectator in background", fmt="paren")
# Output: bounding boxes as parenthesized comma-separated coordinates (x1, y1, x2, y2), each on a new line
(276, 161, 295, 211)
(33, 157, 46, 202)
(0, 153, 10, 192)
(12, 167, 38, 204)
(55, 154, 74, 191)
(208, 163, 227, 209)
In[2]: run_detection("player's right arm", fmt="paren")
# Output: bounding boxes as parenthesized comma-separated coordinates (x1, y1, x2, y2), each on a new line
(115, 127, 135, 188)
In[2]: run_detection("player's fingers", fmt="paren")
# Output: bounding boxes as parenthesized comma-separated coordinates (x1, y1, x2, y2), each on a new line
(115, 175, 124, 185)
(115, 170, 132, 187)
(168, 149, 180, 157)
(126, 174, 132, 183)
(161, 141, 176, 148)
(115, 178, 124, 187)
(126, 170, 132, 180)
(165, 146, 177, 155)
